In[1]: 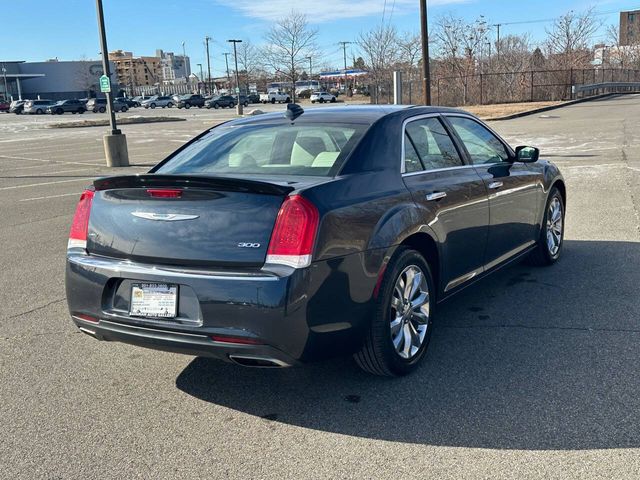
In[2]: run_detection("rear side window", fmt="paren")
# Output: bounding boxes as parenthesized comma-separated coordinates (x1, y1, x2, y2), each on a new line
(404, 117, 463, 172)
(447, 116, 510, 165)
(156, 123, 366, 177)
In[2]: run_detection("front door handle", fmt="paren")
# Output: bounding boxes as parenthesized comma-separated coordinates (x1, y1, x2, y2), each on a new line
(488, 181, 503, 189)
(426, 192, 447, 201)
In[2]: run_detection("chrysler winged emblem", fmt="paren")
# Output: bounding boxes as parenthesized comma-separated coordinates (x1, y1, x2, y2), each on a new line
(131, 212, 200, 221)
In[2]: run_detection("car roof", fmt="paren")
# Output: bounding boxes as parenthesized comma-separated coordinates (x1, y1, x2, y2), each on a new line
(229, 105, 470, 126)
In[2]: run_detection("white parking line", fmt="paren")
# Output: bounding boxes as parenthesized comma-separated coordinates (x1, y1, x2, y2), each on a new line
(0, 155, 102, 167)
(19, 192, 83, 202)
(0, 177, 93, 191)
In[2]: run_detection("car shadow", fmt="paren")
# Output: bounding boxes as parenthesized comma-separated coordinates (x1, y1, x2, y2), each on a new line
(176, 240, 640, 450)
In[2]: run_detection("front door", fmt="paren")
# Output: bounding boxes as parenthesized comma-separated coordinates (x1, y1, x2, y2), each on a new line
(445, 115, 542, 269)
(401, 115, 489, 294)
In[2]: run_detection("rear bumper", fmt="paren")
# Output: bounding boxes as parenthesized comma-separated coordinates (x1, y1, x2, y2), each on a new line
(66, 251, 381, 364)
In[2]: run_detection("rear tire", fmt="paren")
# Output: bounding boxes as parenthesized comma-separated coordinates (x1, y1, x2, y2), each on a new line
(185, 103, 191, 109)
(36, 108, 43, 114)
(99, 106, 106, 113)
(354, 247, 435, 376)
(56, 108, 64, 115)
(120, 106, 128, 113)
(271, 98, 276, 104)
(527, 187, 565, 266)
(150, 103, 156, 109)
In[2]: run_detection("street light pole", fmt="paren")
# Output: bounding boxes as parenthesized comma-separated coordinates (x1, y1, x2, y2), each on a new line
(95, 0, 129, 167)
(1, 64, 8, 102)
(227, 39, 243, 115)
(182, 41, 187, 83)
(420, 0, 431, 105)
(197, 63, 203, 93)
(205, 36, 212, 95)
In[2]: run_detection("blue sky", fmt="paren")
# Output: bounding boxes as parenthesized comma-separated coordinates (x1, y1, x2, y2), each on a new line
(1, 0, 638, 75)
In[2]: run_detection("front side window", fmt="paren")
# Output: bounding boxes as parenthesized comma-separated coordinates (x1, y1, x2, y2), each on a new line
(447, 116, 511, 165)
(404, 117, 463, 172)
(155, 123, 365, 177)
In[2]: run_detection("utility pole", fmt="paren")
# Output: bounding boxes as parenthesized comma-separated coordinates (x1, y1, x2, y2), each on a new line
(339, 41, 352, 94)
(306, 56, 312, 81)
(95, 0, 128, 167)
(493, 23, 501, 63)
(205, 35, 212, 95)
(227, 39, 243, 115)
(420, 0, 431, 105)
(197, 63, 203, 94)
(223, 52, 231, 85)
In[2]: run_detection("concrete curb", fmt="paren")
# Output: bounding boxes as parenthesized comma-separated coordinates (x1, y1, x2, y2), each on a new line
(485, 93, 628, 121)
(47, 116, 187, 129)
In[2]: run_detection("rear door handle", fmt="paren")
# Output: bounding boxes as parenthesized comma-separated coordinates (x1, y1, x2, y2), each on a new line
(426, 192, 447, 201)
(488, 181, 503, 189)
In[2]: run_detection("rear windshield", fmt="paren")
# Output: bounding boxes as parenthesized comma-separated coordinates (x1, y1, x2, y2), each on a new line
(156, 122, 366, 176)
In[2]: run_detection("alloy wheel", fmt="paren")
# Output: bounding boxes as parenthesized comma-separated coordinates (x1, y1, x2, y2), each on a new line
(546, 197, 563, 256)
(389, 265, 430, 360)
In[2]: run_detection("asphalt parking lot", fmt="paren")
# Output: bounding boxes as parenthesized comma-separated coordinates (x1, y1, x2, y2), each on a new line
(1, 95, 639, 479)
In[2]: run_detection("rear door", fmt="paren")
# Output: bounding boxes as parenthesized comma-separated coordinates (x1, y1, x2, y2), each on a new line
(445, 115, 541, 269)
(401, 115, 489, 294)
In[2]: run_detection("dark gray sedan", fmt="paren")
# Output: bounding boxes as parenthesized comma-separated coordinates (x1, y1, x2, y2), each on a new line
(65, 105, 565, 376)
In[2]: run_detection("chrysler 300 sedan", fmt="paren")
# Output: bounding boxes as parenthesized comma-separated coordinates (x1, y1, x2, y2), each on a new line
(65, 105, 565, 376)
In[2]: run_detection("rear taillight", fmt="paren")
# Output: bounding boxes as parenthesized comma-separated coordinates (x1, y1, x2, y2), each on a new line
(68, 188, 95, 250)
(266, 195, 319, 269)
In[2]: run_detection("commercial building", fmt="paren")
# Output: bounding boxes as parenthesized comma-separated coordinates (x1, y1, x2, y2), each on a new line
(1, 59, 118, 101)
(620, 10, 640, 46)
(109, 50, 162, 90)
(108, 49, 190, 91)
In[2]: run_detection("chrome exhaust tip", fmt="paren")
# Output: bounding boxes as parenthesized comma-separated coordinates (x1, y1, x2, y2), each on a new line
(228, 354, 290, 368)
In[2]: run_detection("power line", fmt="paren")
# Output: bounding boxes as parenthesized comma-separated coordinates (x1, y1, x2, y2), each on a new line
(381, 0, 387, 24)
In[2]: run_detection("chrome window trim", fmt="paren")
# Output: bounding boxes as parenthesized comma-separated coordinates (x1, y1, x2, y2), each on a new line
(442, 113, 516, 161)
(401, 113, 465, 175)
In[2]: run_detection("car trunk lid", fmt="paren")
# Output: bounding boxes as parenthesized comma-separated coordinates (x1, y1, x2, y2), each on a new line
(87, 175, 295, 268)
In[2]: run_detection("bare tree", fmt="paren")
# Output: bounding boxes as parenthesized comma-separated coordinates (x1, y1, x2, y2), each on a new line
(433, 15, 489, 104)
(544, 8, 602, 68)
(398, 31, 421, 80)
(605, 24, 640, 69)
(75, 56, 102, 97)
(236, 40, 264, 91)
(357, 24, 400, 101)
(262, 11, 318, 102)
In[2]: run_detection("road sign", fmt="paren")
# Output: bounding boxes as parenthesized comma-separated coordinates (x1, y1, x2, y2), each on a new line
(99, 75, 111, 93)
(235, 87, 240, 93)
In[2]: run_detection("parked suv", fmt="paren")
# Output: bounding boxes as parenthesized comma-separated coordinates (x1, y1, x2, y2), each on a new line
(141, 96, 174, 109)
(86, 98, 128, 113)
(205, 95, 237, 109)
(23, 99, 55, 114)
(176, 94, 205, 109)
(131, 96, 151, 107)
(46, 99, 86, 114)
(310, 91, 336, 103)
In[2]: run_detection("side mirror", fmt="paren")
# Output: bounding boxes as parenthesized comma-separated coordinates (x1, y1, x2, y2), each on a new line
(515, 146, 539, 163)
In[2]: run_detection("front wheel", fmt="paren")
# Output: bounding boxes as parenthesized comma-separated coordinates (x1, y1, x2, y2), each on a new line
(36, 109, 43, 114)
(355, 247, 435, 376)
(150, 103, 156, 109)
(527, 187, 565, 266)
(319, 98, 325, 103)
(185, 103, 190, 109)
(271, 98, 276, 104)
(120, 106, 127, 113)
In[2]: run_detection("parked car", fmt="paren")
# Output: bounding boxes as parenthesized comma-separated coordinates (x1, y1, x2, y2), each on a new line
(10, 100, 26, 114)
(131, 96, 151, 107)
(65, 105, 565, 376)
(175, 94, 205, 109)
(260, 90, 290, 104)
(23, 99, 56, 114)
(247, 93, 260, 104)
(0, 100, 10, 112)
(141, 96, 174, 109)
(86, 98, 128, 113)
(47, 99, 86, 114)
(310, 91, 337, 104)
(204, 95, 237, 109)
(115, 97, 138, 108)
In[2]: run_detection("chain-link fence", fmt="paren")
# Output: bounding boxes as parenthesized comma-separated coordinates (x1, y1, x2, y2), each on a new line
(368, 68, 640, 106)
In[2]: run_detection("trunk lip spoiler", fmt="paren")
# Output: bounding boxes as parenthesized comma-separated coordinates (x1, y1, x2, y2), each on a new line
(93, 174, 295, 196)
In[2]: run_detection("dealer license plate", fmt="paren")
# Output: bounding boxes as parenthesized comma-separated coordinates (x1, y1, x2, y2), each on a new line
(130, 283, 178, 318)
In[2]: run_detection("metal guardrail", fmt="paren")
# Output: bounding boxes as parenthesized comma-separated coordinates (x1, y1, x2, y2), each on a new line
(572, 82, 640, 95)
